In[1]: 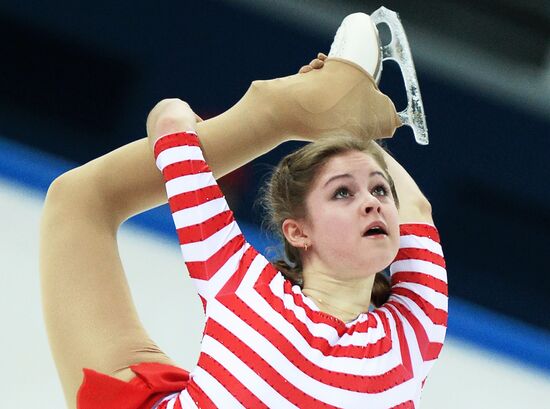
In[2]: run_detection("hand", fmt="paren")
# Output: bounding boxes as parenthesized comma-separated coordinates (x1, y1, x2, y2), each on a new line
(146, 99, 203, 150)
(298, 52, 327, 74)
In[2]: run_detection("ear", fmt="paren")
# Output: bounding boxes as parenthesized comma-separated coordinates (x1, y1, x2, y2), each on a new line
(282, 218, 309, 248)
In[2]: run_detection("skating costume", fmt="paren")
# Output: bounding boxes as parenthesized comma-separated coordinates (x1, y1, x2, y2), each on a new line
(79, 131, 447, 409)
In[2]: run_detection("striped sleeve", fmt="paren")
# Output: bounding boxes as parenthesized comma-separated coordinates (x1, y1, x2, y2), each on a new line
(154, 131, 249, 306)
(386, 223, 448, 362)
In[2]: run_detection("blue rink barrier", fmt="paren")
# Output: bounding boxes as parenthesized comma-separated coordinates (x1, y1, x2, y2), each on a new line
(2, 135, 549, 375)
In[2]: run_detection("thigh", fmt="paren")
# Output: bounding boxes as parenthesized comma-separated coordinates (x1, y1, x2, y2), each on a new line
(40, 178, 175, 409)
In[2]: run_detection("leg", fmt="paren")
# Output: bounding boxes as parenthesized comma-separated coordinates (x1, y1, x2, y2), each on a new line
(196, 59, 400, 176)
(40, 142, 175, 409)
(245, 58, 401, 140)
(40, 14, 401, 406)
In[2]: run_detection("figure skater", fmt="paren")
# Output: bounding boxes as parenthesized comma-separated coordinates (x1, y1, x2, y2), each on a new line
(40, 9, 446, 409)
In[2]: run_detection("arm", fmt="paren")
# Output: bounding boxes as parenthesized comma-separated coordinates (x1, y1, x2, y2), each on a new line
(372, 143, 433, 224)
(146, 100, 256, 304)
(372, 148, 447, 366)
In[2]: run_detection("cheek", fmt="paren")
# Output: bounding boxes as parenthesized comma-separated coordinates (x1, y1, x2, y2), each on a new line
(313, 211, 357, 246)
(308, 211, 355, 252)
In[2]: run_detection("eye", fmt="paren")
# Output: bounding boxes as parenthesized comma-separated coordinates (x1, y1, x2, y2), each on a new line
(372, 184, 389, 197)
(333, 186, 353, 199)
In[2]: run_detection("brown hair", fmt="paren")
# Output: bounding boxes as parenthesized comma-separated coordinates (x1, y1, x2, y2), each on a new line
(259, 135, 399, 308)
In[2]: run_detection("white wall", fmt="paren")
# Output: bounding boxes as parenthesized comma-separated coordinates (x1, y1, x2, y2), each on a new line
(1, 177, 550, 408)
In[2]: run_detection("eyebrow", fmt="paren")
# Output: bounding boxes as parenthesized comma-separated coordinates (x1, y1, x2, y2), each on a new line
(323, 171, 389, 188)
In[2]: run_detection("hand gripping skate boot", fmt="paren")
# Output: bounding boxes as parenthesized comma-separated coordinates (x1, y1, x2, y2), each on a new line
(329, 7, 429, 145)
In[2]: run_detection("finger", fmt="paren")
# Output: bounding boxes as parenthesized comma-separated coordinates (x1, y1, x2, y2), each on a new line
(299, 65, 313, 74)
(310, 59, 324, 69)
(195, 113, 203, 122)
(317, 52, 327, 60)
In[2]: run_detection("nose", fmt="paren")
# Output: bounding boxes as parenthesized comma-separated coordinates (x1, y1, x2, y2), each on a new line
(363, 192, 382, 214)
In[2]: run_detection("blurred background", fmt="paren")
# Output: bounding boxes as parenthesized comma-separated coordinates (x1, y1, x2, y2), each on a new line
(1, 0, 549, 407)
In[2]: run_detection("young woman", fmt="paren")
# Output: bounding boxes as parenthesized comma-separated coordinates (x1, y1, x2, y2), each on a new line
(41, 25, 446, 409)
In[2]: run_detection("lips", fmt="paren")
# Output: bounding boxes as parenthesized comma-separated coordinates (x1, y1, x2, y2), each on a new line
(362, 221, 388, 237)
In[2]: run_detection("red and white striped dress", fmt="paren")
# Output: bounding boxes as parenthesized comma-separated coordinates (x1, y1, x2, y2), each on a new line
(154, 131, 447, 409)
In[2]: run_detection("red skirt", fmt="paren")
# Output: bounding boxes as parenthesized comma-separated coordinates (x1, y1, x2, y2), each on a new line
(77, 362, 190, 409)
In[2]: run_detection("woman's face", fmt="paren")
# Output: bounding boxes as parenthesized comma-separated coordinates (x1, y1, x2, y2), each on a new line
(301, 150, 400, 278)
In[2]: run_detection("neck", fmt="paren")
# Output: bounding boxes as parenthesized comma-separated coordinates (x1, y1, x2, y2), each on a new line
(301, 270, 375, 323)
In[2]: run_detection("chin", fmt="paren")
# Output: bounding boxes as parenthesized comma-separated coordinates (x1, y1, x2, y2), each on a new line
(366, 248, 399, 272)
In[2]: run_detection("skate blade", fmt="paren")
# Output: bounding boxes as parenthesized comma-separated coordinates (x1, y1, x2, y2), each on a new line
(371, 7, 429, 145)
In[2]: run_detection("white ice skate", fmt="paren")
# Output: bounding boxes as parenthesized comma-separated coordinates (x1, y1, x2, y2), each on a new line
(328, 7, 429, 145)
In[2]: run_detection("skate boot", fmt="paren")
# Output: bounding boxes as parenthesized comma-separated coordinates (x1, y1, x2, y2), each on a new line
(329, 7, 429, 144)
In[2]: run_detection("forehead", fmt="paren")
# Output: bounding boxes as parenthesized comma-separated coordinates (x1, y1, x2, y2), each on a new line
(317, 150, 383, 180)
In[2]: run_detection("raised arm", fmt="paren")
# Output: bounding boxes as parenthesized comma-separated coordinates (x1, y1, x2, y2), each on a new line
(373, 147, 447, 374)
(372, 143, 433, 224)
